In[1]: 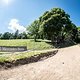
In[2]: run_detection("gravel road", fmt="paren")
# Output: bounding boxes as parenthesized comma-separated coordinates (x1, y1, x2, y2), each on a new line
(0, 45, 80, 80)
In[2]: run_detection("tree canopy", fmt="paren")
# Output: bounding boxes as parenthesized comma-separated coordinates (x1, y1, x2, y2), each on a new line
(38, 8, 78, 43)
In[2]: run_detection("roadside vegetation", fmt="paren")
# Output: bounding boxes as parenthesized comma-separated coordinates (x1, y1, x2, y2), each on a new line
(0, 49, 57, 63)
(0, 39, 54, 63)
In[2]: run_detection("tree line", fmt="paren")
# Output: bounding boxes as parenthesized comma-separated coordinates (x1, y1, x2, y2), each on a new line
(0, 30, 27, 39)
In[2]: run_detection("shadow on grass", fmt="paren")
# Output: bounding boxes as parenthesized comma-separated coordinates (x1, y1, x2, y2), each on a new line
(31, 39, 76, 48)
(0, 50, 58, 70)
(55, 42, 76, 48)
(46, 40, 76, 48)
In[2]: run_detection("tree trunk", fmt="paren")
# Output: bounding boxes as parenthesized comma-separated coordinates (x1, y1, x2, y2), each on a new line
(34, 34, 37, 42)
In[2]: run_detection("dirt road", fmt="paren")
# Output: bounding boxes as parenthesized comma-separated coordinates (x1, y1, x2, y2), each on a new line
(0, 45, 80, 80)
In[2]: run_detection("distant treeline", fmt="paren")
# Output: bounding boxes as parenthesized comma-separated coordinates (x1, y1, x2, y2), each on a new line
(0, 30, 27, 39)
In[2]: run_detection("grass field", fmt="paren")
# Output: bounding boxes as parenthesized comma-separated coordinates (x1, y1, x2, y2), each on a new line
(0, 39, 54, 62)
(0, 39, 53, 50)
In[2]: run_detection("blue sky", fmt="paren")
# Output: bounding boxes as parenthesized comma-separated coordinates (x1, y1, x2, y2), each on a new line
(0, 0, 80, 33)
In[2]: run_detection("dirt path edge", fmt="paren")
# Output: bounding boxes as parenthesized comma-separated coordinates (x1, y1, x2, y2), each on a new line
(0, 50, 58, 70)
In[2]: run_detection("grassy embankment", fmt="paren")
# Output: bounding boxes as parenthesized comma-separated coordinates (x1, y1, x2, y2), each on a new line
(0, 39, 54, 62)
(0, 39, 53, 50)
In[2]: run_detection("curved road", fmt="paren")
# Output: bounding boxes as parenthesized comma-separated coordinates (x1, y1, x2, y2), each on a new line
(0, 45, 80, 80)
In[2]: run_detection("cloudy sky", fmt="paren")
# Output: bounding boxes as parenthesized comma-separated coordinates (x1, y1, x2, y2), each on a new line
(0, 0, 80, 33)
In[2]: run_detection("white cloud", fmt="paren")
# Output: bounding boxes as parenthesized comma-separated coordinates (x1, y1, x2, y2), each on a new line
(8, 19, 26, 33)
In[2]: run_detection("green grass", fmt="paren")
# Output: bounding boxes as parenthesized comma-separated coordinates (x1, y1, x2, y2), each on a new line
(0, 39, 54, 62)
(0, 49, 56, 62)
(0, 39, 53, 50)
(78, 27, 80, 30)
(0, 52, 11, 55)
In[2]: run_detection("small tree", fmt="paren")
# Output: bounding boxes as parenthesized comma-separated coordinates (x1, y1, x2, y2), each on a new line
(14, 30, 19, 39)
(0, 33, 2, 39)
(18, 32, 27, 39)
(27, 20, 40, 41)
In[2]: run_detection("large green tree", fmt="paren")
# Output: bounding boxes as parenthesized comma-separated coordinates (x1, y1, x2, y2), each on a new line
(39, 8, 77, 43)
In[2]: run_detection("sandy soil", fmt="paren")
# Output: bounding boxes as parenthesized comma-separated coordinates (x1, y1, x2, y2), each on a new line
(0, 45, 80, 80)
